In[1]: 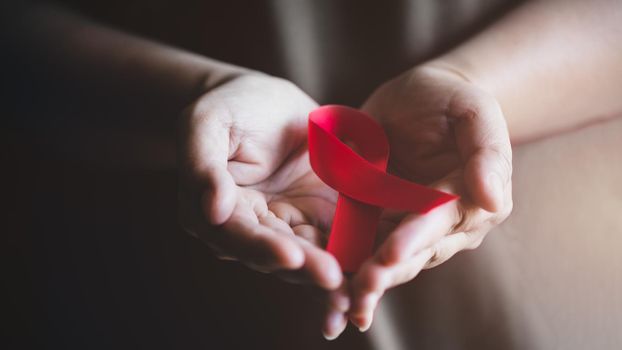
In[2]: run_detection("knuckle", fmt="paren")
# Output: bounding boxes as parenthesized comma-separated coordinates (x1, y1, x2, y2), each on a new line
(383, 243, 404, 264)
(366, 268, 386, 293)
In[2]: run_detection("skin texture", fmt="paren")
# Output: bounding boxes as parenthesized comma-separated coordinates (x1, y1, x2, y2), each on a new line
(437, 0, 622, 145)
(338, 0, 622, 337)
(177, 74, 352, 338)
(345, 64, 513, 332)
(6, 0, 622, 342)
(178, 73, 342, 287)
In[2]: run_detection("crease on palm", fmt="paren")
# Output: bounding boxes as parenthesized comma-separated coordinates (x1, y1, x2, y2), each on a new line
(226, 129, 337, 248)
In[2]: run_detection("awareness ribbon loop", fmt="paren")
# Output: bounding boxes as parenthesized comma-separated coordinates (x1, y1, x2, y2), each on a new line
(308, 105, 458, 273)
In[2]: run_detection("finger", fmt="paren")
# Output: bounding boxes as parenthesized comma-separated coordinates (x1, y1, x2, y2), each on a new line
(181, 104, 237, 225)
(258, 210, 295, 236)
(200, 165, 237, 225)
(449, 90, 512, 212)
(292, 224, 324, 250)
(348, 292, 381, 332)
(378, 198, 459, 265)
(322, 281, 350, 340)
(258, 213, 341, 288)
(348, 260, 383, 331)
(298, 236, 343, 290)
(323, 311, 347, 341)
(464, 146, 512, 213)
(353, 249, 434, 296)
(328, 280, 351, 312)
(209, 210, 305, 271)
(273, 238, 343, 289)
(269, 201, 332, 246)
(424, 231, 484, 269)
(348, 249, 433, 331)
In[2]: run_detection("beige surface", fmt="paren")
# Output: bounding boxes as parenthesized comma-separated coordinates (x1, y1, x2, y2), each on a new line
(372, 117, 622, 349)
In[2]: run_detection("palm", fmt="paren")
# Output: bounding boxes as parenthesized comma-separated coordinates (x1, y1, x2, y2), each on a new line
(362, 66, 486, 236)
(234, 147, 337, 249)
(364, 67, 469, 184)
(180, 74, 341, 287)
(211, 75, 337, 246)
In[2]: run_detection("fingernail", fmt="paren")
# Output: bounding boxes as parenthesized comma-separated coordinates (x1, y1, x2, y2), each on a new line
(358, 316, 372, 332)
(488, 173, 504, 209)
(355, 293, 379, 332)
(323, 331, 338, 341)
(351, 316, 366, 331)
(323, 311, 345, 341)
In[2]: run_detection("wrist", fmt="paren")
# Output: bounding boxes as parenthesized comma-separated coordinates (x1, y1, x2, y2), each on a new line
(197, 60, 252, 93)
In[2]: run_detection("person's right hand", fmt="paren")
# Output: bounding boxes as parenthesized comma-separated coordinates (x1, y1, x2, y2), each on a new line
(178, 73, 350, 338)
(178, 72, 340, 285)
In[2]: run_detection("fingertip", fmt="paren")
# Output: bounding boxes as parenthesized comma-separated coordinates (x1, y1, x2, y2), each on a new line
(485, 173, 505, 212)
(323, 275, 343, 291)
(349, 292, 379, 332)
(279, 242, 306, 270)
(322, 311, 347, 341)
(359, 318, 373, 333)
(322, 331, 338, 341)
(465, 152, 506, 213)
(350, 315, 366, 332)
(252, 234, 305, 271)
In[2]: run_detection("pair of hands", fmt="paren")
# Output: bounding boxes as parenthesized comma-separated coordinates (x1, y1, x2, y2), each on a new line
(179, 64, 513, 340)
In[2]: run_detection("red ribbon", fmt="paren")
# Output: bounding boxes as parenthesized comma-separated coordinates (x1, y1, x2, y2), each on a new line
(308, 105, 458, 273)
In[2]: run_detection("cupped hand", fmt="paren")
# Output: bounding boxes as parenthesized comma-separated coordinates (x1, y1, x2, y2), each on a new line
(178, 73, 351, 337)
(346, 64, 513, 332)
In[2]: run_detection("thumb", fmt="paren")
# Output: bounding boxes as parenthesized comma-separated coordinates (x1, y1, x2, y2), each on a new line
(180, 104, 237, 225)
(463, 147, 511, 212)
(450, 90, 512, 212)
(200, 165, 237, 225)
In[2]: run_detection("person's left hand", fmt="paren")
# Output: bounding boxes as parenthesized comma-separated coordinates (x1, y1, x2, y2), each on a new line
(344, 63, 514, 333)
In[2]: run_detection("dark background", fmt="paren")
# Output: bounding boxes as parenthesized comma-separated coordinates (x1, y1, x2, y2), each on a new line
(3, 1, 372, 348)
